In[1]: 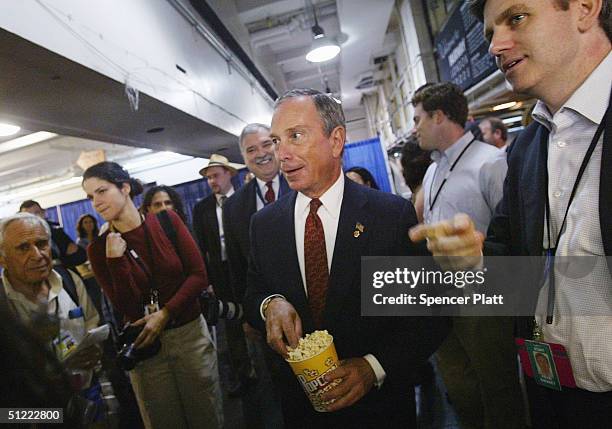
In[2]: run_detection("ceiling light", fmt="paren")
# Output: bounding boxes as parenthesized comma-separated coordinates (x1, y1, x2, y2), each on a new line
(502, 116, 523, 124)
(0, 123, 21, 137)
(0, 131, 58, 155)
(492, 101, 518, 111)
(305, 7, 340, 63)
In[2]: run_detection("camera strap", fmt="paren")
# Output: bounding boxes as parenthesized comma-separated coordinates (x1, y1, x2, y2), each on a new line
(113, 217, 160, 314)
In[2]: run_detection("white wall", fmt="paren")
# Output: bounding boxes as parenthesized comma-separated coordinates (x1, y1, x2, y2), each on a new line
(345, 107, 371, 143)
(0, 156, 244, 218)
(1, 0, 274, 137)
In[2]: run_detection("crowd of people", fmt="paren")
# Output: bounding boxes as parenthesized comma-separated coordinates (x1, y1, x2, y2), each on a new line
(0, 0, 610, 428)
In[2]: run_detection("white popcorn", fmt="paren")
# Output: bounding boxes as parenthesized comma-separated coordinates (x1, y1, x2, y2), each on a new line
(286, 330, 333, 361)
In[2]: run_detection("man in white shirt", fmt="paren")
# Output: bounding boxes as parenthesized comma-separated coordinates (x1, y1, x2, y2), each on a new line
(412, 82, 522, 429)
(244, 88, 449, 428)
(479, 116, 509, 150)
(0, 213, 101, 380)
(411, 0, 612, 427)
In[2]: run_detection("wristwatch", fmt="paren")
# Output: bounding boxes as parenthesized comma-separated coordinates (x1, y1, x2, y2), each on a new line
(261, 294, 286, 320)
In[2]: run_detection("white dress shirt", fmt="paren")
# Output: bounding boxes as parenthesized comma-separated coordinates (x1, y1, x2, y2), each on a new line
(294, 173, 344, 286)
(255, 175, 280, 211)
(532, 51, 612, 392)
(215, 187, 235, 261)
(261, 173, 386, 386)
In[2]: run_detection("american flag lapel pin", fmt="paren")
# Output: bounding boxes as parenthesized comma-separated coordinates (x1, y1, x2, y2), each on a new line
(353, 222, 365, 238)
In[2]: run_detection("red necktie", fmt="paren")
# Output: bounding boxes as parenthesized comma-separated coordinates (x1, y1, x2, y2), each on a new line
(304, 198, 328, 327)
(264, 181, 275, 204)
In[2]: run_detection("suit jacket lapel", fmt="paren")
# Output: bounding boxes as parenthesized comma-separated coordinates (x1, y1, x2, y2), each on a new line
(246, 180, 257, 218)
(279, 174, 290, 197)
(276, 193, 310, 323)
(521, 125, 548, 255)
(323, 180, 370, 325)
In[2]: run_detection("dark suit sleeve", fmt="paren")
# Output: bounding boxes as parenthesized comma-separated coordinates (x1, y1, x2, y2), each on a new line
(484, 139, 517, 256)
(243, 214, 269, 332)
(223, 202, 246, 302)
(370, 199, 450, 384)
(51, 225, 87, 267)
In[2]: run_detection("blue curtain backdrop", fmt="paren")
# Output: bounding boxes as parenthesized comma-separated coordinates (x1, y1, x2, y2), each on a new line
(47, 169, 248, 239)
(45, 207, 60, 224)
(342, 137, 391, 193)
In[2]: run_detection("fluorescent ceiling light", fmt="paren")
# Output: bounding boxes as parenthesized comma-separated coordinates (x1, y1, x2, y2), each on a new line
(0, 131, 58, 155)
(502, 116, 523, 124)
(123, 151, 193, 173)
(0, 123, 20, 137)
(492, 101, 518, 111)
(0, 176, 82, 204)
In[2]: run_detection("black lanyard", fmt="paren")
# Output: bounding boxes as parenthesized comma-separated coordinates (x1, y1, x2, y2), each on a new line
(111, 220, 159, 296)
(428, 137, 476, 211)
(543, 90, 611, 324)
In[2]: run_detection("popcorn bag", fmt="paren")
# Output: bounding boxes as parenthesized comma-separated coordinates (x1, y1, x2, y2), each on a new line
(285, 330, 341, 412)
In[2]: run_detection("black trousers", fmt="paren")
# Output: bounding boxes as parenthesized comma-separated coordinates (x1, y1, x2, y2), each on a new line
(526, 377, 612, 429)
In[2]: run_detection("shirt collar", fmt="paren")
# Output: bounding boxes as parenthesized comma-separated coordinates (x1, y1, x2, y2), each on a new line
(431, 131, 475, 165)
(295, 172, 344, 220)
(1, 269, 62, 303)
(216, 187, 235, 203)
(255, 174, 279, 192)
(533, 51, 611, 127)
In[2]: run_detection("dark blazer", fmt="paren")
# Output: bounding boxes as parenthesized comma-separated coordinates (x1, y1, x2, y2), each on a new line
(192, 194, 229, 298)
(244, 178, 449, 427)
(484, 121, 611, 336)
(485, 121, 612, 267)
(223, 175, 290, 302)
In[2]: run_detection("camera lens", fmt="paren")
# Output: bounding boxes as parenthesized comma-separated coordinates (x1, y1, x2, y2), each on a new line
(117, 344, 137, 371)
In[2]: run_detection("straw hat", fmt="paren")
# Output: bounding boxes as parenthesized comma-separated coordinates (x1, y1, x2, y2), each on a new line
(199, 154, 238, 177)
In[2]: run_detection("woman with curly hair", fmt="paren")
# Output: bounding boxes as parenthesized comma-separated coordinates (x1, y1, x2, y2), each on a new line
(76, 214, 100, 248)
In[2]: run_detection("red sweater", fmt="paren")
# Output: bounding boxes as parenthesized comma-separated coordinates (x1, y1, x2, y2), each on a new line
(88, 210, 206, 325)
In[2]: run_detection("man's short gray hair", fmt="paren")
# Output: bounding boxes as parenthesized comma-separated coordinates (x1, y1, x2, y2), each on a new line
(239, 123, 270, 151)
(0, 213, 51, 256)
(274, 88, 345, 136)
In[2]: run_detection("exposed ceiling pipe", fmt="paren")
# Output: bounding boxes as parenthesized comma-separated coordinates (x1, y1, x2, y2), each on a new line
(250, 18, 301, 49)
(246, 2, 337, 34)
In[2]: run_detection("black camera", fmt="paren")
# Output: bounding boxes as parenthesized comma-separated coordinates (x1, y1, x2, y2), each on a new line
(116, 324, 161, 371)
(199, 289, 243, 326)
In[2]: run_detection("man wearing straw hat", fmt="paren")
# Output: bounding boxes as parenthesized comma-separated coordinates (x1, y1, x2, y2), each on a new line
(193, 154, 255, 395)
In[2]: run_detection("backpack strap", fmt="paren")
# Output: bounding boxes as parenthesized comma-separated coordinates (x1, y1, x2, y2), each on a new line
(156, 210, 178, 253)
(53, 265, 80, 307)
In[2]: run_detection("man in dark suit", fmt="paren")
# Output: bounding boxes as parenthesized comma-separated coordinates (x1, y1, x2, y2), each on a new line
(223, 123, 289, 426)
(244, 88, 449, 428)
(193, 154, 255, 395)
(223, 123, 290, 304)
(192, 153, 237, 302)
(412, 1, 611, 427)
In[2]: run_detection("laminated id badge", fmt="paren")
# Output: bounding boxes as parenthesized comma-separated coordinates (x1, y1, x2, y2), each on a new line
(516, 338, 576, 390)
(53, 330, 78, 360)
(144, 290, 160, 316)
